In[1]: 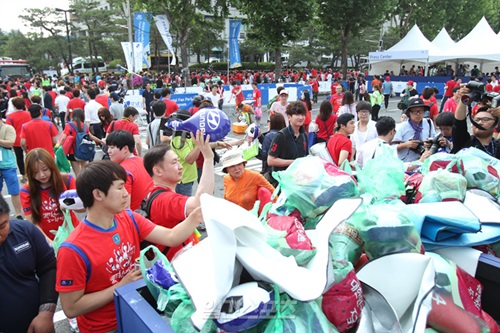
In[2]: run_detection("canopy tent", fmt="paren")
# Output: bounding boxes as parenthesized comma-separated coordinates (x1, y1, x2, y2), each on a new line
(430, 17, 500, 63)
(369, 24, 438, 75)
(431, 28, 456, 51)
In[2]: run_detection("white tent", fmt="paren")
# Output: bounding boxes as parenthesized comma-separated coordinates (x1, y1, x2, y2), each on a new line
(431, 28, 456, 51)
(369, 25, 439, 75)
(430, 17, 500, 63)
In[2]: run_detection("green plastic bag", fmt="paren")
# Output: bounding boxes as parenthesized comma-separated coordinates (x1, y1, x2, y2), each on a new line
(170, 294, 217, 333)
(52, 209, 74, 254)
(140, 245, 183, 314)
(255, 288, 336, 333)
(356, 143, 405, 202)
(55, 145, 71, 173)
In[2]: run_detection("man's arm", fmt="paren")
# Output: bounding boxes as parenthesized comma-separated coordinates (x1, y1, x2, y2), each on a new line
(133, 134, 142, 156)
(20, 138, 27, 152)
(0, 126, 15, 148)
(185, 131, 214, 215)
(60, 269, 142, 318)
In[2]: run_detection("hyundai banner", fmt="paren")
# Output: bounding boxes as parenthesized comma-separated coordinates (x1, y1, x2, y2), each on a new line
(133, 13, 151, 69)
(121, 42, 143, 73)
(229, 20, 242, 68)
(154, 15, 177, 66)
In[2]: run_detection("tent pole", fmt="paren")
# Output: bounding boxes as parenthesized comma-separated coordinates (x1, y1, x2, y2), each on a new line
(425, 58, 429, 76)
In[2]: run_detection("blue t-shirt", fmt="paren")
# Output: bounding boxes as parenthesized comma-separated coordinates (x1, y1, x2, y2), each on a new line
(0, 219, 56, 333)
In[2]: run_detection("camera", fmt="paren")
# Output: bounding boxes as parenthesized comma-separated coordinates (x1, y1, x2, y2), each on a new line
(461, 81, 485, 105)
(427, 133, 444, 154)
(410, 140, 426, 155)
(487, 92, 500, 108)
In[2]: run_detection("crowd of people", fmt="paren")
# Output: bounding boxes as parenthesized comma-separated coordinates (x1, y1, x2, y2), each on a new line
(1, 64, 500, 333)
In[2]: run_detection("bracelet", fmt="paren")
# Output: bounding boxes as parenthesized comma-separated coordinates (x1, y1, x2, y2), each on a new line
(216, 141, 219, 147)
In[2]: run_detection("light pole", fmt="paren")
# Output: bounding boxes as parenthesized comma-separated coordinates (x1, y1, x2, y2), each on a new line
(56, 8, 76, 75)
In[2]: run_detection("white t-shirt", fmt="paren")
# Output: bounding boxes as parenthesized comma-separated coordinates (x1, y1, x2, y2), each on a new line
(55, 94, 70, 113)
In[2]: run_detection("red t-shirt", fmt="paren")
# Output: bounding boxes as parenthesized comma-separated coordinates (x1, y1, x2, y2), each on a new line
(20, 119, 59, 157)
(67, 98, 86, 112)
(6, 111, 31, 146)
(48, 91, 57, 104)
(107, 119, 139, 136)
(311, 79, 319, 92)
(423, 100, 439, 120)
(20, 175, 79, 240)
(330, 82, 339, 95)
(95, 94, 109, 108)
(56, 210, 155, 333)
(315, 114, 338, 141)
(163, 99, 179, 116)
(327, 133, 352, 166)
(329, 94, 344, 113)
(148, 186, 192, 260)
(232, 87, 244, 105)
(444, 80, 456, 97)
(252, 88, 262, 107)
(121, 156, 154, 211)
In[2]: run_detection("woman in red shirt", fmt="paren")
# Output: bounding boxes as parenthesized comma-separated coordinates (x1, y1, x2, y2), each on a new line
(315, 100, 338, 143)
(301, 90, 312, 134)
(20, 148, 80, 244)
(327, 113, 355, 166)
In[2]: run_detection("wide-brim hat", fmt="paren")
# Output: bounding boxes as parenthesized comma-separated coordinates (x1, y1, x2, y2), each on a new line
(406, 98, 430, 112)
(221, 150, 247, 173)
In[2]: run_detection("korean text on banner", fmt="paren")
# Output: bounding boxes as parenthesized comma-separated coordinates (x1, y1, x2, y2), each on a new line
(133, 12, 151, 69)
(121, 42, 143, 73)
(229, 20, 242, 69)
(154, 15, 177, 66)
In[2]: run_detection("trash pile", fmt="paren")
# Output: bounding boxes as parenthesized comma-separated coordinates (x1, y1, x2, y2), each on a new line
(139, 149, 500, 333)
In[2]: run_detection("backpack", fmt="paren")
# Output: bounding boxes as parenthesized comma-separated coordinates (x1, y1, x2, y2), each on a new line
(147, 121, 161, 148)
(424, 102, 434, 119)
(42, 108, 51, 121)
(69, 122, 96, 161)
(267, 96, 278, 110)
(135, 189, 166, 219)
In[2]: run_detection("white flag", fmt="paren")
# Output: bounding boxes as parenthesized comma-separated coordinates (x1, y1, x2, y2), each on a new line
(121, 42, 144, 73)
(154, 15, 177, 66)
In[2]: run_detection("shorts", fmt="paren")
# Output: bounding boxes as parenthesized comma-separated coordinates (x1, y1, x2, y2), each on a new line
(0, 168, 20, 195)
(67, 154, 76, 162)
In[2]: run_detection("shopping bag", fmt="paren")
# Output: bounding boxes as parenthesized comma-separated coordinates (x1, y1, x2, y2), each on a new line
(310, 142, 334, 164)
(55, 146, 71, 173)
(308, 131, 317, 148)
(242, 140, 259, 160)
(52, 209, 75, 254)
(62, 134, 75, 155)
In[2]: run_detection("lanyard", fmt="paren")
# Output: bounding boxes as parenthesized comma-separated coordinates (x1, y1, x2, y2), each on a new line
(484, 141, 496, 157)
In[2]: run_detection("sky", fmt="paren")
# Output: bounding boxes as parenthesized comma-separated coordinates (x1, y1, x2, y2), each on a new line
(0, 0, 70, 34)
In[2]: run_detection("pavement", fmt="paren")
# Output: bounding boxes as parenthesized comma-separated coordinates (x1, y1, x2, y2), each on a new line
(1, 95, 433, 332)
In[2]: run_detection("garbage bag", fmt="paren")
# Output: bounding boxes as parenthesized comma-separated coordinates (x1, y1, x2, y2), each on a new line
(265, 215, 317, 265)
(356, 143, 405, 202)
(171, 298, 217, 333)
(420, 152, 463, 175)
(418, 167, 467, 203)
(460, 154, 500, 198)
(349, 200, 423, 260)
(52, 209, 75, 254)
(329, 221, 364, 266)
(427, 253, 498, 333)
(254, 290, 336, 333)
(322, 261, 364, 332)
(271, 156, 358, 219)
(140, 245, 180, 313)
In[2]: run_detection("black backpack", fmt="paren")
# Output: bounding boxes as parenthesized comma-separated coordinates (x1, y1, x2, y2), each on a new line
(135, 189, 166, 219)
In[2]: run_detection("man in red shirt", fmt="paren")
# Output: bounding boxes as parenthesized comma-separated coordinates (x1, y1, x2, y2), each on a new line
(440, 76, 457, 113)
(56, 160, 203, 333)
(66, 89, 86, 120)
(143, 130, 214, 260)
(107, 107, 142, 156)
(330, 85, 344, 114)
(20, 104, 59, 157)
(251, 82, 262, 124)
(421, 87, 439, 125)
(106, 130, 152, 210)
(160, 87, 179, 116)
(6, 97, 32, 182)
(310, 76, 319, 103)
(228, 81, 244, 111)
(94, 88, 109, 108)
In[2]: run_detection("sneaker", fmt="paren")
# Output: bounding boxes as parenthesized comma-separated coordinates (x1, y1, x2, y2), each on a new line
(68, 318, 80, 333)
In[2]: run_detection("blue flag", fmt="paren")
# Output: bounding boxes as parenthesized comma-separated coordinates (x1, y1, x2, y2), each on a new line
(134, 12, 151, 69)
(229, 20, 242, 69)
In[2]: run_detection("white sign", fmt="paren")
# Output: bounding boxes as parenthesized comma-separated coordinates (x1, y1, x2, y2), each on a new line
(121, 42, 144, 73)
(369, 50, 429, 62)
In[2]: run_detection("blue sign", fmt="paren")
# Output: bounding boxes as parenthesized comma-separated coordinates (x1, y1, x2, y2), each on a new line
(171, 93, 198, 110)
(229, 20, 242, 69)
(134, 13, 151, 68)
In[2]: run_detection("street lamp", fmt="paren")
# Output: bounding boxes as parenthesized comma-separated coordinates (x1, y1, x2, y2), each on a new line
(56, 8, 76, 75)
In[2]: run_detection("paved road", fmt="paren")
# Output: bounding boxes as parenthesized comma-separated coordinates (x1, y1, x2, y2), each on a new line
(6, 95, 427, 332)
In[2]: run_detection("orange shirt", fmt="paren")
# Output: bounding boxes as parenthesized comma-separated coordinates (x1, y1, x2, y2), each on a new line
(224, 169, 275, 210)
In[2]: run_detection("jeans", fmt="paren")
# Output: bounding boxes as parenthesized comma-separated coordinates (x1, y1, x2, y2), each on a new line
(13, 146, 25, 176)
(59, 111, 66, 130)
(175, 182, 193, 196)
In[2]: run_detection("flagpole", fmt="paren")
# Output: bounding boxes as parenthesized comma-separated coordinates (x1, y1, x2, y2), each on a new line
(227, 19, 230, 84)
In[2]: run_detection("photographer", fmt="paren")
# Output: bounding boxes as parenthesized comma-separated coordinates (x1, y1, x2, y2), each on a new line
(431, 112, 454, 154)
(392, 98, 436, 162)
(451, 85, 500, 158)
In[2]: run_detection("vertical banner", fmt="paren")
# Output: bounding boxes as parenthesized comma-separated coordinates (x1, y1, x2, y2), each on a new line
(133, 12, 151, 69)
(154, 15, 177, 66)
(229, 20, 242, 69)
(121, 42, 143, 73)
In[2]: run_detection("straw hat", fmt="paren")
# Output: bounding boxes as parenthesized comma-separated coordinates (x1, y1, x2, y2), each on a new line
(221, 150, 247, 173)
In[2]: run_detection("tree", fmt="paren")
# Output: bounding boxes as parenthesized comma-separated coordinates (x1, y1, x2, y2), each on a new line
(135, 0, 229, 86)
(317, 0, 390, 77)
(235, 0, 312, 81)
